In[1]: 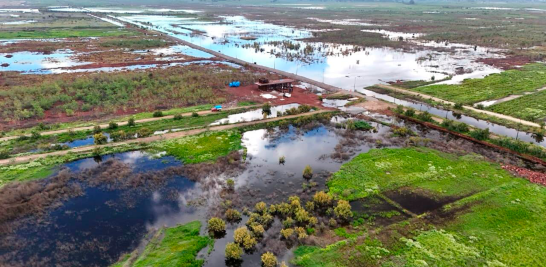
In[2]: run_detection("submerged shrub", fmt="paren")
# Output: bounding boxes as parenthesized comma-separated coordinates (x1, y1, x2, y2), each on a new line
(393, 127, 412, 137)
(208, 217, 226, 234)
(226, 179, 235, 190)
(225, 209, 241, 222)
(261, 252, 277, 267)
(225, 242, 243, 260)
(251, 224, 265, 237)
(93, 133, 107, 145)
(255, 201, 267, 214)
(262, 102, 272, 116)
(283, 217, 294, 228)
(295, 208, 310, 224)
(234, 227, 251, 244)
(280, 228, 294, 239)
(279, 156, 286, 164)
(303, 165, 313, 179)
(295, 227, 308, 239)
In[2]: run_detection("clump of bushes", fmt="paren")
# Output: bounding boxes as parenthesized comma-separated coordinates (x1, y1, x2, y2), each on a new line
(279, 156, 286, 164)
(128, 117, 136, 127)
(208, 217, 226, 235)
(262, 102, 272, 116)
(417, 111, 434, 122)
(93, 125, 101, 134)
(392, 127, 412, 137)
(404, 108, 416, 117)
(233, 227, 256, 250)
(440, 119, 470, 133)
(173, 114, 183, 120)
(192, 112, 199, 117)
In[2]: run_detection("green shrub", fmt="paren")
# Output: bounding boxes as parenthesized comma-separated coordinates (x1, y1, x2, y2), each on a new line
(262, 102, 272, 116)
(128, 117, 136, 127)
(313, 191, 332, 207)
(454, 103, 464, 109)
(0, 149, 9, 159)
(137, 127, 153, 138)
(192, 112, 199, 117)
(417, 111, 434, 122)
(93, 133, 108, 145)
(394, 105, 404, 114)
(354, 120, 372, 130)
(226, 179, 235, 190)
(93, 125, 101, 134)
(173, 114, 183, 120)
(153, 111, 164, 117)
(334, 200, 353, 221)
(469, 128, 490, 141)
(108, 121, 118, 129)
(404, 108, 416, 117)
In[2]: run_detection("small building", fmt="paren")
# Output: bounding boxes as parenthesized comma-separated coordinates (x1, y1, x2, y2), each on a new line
(255, 78, 294, 93)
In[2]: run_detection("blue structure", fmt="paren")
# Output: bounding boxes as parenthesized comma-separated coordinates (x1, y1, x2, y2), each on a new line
(229, 81, 240, 87)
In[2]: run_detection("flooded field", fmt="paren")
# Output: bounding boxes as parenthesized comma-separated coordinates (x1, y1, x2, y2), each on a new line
(117, 14, 502, 89)
(0, 121, 395, 266)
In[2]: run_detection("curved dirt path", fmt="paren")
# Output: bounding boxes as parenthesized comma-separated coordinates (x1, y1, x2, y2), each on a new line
(375, 84, 541, 128)
(0, 110, 329, 166)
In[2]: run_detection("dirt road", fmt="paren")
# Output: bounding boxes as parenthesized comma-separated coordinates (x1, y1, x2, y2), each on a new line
(0, 110, 330, 166)
(0, 105, 260, 142)
(375, 84, 541, 128)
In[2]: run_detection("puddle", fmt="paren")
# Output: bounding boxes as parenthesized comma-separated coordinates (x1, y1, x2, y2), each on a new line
(210, 103, 300, 125)
(384, 189, 451, 214)
(0, 49, 87, 74)
(361, 29, 424, 41)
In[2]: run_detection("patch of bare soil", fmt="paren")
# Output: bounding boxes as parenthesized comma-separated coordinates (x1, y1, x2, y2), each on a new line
(477, 55, 534, 70)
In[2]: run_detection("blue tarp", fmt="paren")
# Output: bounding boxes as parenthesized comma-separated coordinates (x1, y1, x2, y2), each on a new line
(215, 105, 222, 109)
(229, 81, 240, 87)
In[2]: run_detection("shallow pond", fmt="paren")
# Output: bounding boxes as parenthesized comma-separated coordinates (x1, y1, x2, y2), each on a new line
(210, 103, 300, 125)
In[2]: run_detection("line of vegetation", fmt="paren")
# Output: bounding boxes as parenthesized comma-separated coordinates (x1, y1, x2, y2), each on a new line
(486, 88, 546, 122)
(393, 105, 546, 161)
(99, 39, 168, 49)
(0, 28, 136, 39)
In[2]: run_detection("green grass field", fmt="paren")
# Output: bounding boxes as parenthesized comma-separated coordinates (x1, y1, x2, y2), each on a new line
(296, 147, 546, 267)
(486, 89, 546, 121)
(411, 63, 546, 104)
(111, 221, 213, 267)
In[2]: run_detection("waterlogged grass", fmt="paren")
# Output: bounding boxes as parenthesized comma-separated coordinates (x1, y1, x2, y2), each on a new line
(412, 63, 546, 104)
(0, 162, 54, 188)
(111, 221, 213, 267)
(99, 39, 168, 49)
(328, 147, 513, 201)
(298, 148, 546, 266)
(487, 88, 546, 120)
(0, 28, 136, 39)
(153, 130, 242, 164)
